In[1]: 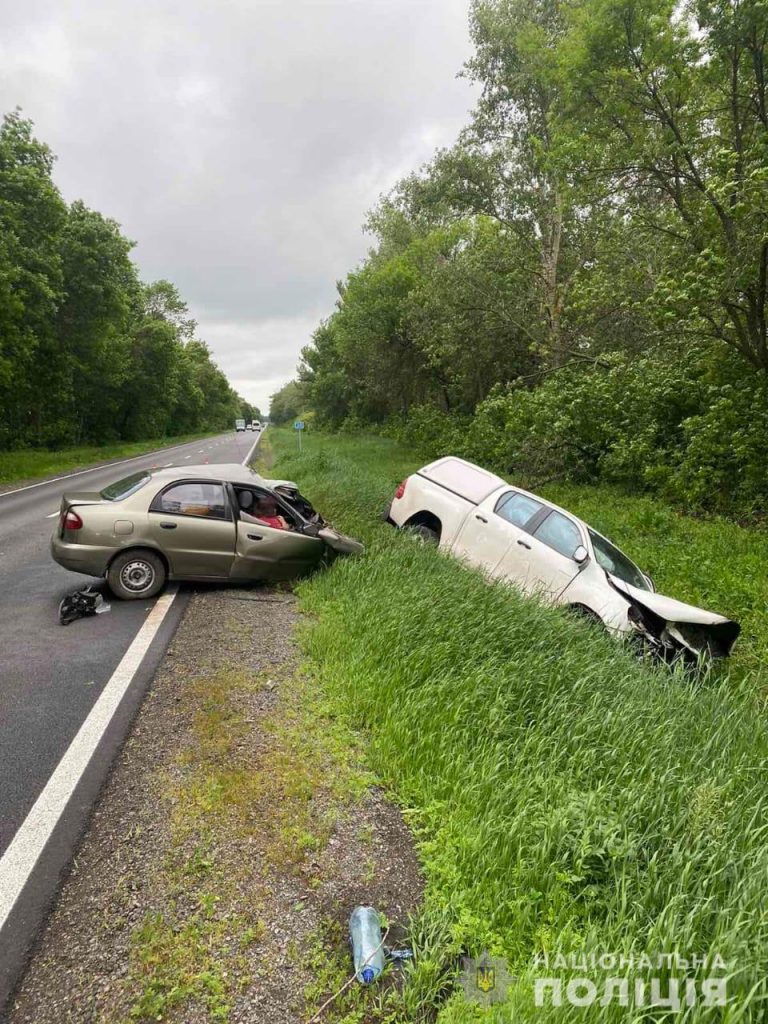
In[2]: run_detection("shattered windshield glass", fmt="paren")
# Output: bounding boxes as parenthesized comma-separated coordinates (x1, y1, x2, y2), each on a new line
(588, 529, 650, 590)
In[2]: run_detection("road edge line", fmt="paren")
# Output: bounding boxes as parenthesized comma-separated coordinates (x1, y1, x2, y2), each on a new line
(242, 427, 265, 466)
(0, 586, 178, 934)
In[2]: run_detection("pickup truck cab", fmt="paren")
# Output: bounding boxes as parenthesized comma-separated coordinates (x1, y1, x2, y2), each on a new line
(388, 456, 739, 660)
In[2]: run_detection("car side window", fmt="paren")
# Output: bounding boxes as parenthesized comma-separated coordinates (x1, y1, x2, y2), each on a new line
(495, 491, 544, 529)
(533, 510, 582, 558)
(150, 482, 230, 520)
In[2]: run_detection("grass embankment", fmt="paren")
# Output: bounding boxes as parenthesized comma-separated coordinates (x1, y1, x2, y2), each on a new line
(0, 431, 221, 487)
(264, 428, 768, 1022)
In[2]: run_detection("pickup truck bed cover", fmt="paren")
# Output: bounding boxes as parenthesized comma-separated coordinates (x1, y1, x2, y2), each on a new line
(418, 457, 506, 505)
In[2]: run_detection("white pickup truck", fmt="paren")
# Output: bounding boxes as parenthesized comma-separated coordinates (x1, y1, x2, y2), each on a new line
(387, 456, 739, 660)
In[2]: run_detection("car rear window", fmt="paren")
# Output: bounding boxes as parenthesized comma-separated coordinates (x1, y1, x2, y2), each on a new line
(420, 458, 503, 504)
(100, 471, 151, 501)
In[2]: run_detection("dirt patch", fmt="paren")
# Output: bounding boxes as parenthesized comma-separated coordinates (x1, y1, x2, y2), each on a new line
(7, 588, 423, 1024)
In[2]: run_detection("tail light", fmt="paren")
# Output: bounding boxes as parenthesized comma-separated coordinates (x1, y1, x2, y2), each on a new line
(61, 509, 83, 530)
(394, 479, 407, 500)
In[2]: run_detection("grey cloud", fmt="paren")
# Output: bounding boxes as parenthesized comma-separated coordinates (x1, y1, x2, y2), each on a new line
(0, 0, 474, 410)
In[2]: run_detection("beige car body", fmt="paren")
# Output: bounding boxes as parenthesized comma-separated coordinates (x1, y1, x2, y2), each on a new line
(51, 463, 356, 591)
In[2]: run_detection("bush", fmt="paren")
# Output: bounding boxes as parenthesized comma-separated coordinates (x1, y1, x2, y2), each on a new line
(384, 404, 471, 459)
(458, 349, 768, 517)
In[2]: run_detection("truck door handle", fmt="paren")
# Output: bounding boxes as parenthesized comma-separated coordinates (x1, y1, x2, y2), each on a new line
(247, 533, 263, 541)
(475, 515, 488, 523)
(517, 539, 531, 549)
(160, 522, 177, 530)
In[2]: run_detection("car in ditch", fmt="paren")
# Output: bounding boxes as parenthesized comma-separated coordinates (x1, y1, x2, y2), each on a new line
(51, 463, 363, 599)
(387, 456, 739, 660)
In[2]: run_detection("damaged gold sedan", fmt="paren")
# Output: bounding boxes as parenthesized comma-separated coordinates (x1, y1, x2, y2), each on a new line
(51, 463, 363, 599)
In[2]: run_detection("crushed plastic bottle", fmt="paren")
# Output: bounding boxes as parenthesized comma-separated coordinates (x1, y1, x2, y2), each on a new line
(349, 906, 385, 984)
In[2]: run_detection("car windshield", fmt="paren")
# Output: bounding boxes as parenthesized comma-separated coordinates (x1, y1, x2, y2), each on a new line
(100, 471, 151, 502)
(588, 529, 649, 590)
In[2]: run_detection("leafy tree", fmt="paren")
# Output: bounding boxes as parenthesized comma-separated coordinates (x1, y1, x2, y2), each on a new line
(0, 110, 66, 446)
(563, 0, 768, 368)
(0, 111, 249, 449)
(269, 380, 307, 424)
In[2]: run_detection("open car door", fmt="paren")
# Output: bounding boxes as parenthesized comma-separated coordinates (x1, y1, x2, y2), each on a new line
(317, 527, 364, 557)
(231, 520, 325, 581)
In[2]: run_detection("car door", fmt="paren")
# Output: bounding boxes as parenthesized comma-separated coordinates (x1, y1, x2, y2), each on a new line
(498, 508, 584, 601)
(231, 518, 324, 580)
(148, 480, 236, 577)
(451, 489, 545, 576)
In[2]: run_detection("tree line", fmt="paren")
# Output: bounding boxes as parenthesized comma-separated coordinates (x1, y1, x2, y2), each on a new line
(293, 0, 768, 516)
(0, 111, 256, 450)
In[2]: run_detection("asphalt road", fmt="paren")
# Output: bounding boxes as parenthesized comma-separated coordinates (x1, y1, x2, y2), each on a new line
(0, 428, 260, 1007)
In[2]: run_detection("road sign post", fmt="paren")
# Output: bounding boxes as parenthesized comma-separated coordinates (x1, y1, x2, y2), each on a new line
(294, 420, 305, 451)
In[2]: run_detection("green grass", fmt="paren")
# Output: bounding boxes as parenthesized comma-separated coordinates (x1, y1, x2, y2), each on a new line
(0, 430, 221, 487)
(263, 428, 768, 1022)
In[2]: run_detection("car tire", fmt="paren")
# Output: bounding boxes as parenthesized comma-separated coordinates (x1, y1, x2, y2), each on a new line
(407, 524, 440, 544)
(568, 604, 605, 630)
(107, 550, 167, 601)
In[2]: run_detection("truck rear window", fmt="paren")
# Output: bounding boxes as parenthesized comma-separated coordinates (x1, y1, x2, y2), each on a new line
(420, 458, 503, 504)
(100, 471, 151, 501)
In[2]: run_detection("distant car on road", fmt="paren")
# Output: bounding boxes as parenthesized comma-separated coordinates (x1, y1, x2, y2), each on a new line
(252, 419, 261, 431)
(388, 456, 739, 660)
(51, 464, 363, 599)
(235, 418, 246, 431)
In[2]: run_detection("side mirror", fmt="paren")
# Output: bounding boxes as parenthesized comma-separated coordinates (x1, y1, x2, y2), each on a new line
(573, 544, 589, 565)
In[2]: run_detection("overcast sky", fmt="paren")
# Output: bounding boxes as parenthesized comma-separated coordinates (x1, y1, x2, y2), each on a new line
(0, 0, 475, 412)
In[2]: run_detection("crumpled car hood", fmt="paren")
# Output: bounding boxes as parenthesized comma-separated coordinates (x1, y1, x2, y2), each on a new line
(609, 576, 740, 657)
(610, 577, 731, 626)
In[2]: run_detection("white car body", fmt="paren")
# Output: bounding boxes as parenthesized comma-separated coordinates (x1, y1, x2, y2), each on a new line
(388, 456, 739, 660)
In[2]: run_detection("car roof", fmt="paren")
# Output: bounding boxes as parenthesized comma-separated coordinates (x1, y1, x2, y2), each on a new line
(419, 456, 506, 504)
(148, 463, 267, 486)
(422, 456, 589, 530)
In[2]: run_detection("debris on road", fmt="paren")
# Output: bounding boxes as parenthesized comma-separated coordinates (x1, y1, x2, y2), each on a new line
(57, 586, 111, 626)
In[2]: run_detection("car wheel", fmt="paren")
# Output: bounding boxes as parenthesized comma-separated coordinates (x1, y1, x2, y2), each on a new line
(568, 604, 605, 630)
(107, 550, 167, 600)
(407, 524, 439, 544)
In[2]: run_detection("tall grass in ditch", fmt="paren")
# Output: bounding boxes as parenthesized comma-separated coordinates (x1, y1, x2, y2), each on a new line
(268, 430, 768, 1021)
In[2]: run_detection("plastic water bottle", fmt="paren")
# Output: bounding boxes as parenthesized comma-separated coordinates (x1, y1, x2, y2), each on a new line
(349, 906, 385, 984)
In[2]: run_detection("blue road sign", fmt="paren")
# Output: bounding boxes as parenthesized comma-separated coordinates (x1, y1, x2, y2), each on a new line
(294, 421, 305, 430)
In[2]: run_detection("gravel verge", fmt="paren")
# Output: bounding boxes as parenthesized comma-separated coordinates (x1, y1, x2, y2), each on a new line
(6, 586, 423, 1024)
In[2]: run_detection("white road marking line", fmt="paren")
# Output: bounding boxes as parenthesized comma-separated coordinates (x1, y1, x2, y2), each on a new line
(184, 455, 191, 460)
(45, 511, 59, 519)
(0, 587, 178, 934)
(0, 437, 225, 501)
(241, 427, 265, 466)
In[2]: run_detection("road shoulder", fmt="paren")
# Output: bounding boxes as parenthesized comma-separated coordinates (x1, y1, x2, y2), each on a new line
(7, 585, 423, 1024)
